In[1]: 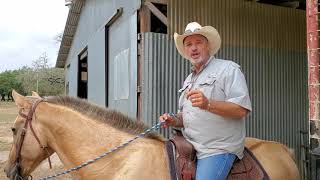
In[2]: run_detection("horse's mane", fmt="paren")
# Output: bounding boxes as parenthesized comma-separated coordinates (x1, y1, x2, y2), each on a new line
(45, 96, 164, 141)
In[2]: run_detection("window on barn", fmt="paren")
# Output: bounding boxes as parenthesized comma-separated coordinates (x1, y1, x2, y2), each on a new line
(77, 48, 88, 99)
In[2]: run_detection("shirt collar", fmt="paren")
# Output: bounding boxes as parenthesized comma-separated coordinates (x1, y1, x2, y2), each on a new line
(191, 56, 214, 74)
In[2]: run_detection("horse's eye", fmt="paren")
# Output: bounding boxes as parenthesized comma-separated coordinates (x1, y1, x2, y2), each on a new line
(11, 127, 16, 135)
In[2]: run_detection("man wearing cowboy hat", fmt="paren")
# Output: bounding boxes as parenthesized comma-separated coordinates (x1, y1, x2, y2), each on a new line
(160, 22, 252, 180)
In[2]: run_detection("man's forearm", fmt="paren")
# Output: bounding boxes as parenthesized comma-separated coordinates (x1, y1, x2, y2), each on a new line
(207, 100, 248, 119)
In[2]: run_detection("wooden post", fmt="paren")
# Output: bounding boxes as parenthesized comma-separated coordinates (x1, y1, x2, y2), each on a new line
(140, 4, 151, 33)
(137, 5, 151, 121)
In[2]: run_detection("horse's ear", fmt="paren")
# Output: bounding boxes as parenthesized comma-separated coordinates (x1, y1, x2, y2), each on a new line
(12, 90, 31, 108)
(31, 91, 40, 97)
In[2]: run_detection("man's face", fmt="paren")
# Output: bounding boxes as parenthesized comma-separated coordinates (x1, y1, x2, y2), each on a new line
(183, 34, 210, 65)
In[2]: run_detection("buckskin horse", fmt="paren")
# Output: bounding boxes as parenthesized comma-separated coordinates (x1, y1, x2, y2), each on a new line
(4, 90, 300, 180)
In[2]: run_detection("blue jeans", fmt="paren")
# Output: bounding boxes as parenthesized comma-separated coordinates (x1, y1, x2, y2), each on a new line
(196, 153, 236, 180)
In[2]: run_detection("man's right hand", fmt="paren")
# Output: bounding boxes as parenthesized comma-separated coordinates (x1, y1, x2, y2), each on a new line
(159, 113, 176, 128)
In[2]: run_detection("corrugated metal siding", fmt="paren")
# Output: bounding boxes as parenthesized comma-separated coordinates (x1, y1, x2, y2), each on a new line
(142, 33, 191, 138)
(216, 46, 308, 155)
(142, 33, 308, 171)
(168, 0, 305, 52)
(166, 0, 307, 172)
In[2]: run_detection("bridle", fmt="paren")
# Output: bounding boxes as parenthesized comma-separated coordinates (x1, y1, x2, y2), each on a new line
(14, 98, 52, 179)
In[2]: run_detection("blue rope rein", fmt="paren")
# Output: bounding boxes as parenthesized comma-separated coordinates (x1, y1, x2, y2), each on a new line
(39, 121, 166, 180)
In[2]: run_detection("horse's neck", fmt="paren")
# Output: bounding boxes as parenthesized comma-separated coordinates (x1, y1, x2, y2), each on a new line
(37, 103, 170, 179)
(38, 103, 132, 168)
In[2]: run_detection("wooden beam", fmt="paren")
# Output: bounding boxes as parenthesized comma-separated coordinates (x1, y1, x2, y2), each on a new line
(278, 1, 299, 8)
(251, 0, 299, 8)
(145, 2, 168, 26)
(139, 5, 151, 32)
(145, 0, 167, 5)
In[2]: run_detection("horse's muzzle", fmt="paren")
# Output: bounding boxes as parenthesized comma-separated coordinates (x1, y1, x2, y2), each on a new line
(4, 164, 28, 180)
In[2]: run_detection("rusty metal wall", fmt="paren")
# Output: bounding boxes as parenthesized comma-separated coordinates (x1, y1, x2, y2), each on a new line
(168, 0, 305, 52)
(141, 32, 308, 172)
(306, 0, 320, 154)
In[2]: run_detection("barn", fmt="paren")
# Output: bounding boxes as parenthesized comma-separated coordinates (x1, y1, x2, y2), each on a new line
(56, 0, 311, 177)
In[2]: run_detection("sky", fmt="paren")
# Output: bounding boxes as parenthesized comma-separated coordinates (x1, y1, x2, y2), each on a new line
(0, 0, 69, 72)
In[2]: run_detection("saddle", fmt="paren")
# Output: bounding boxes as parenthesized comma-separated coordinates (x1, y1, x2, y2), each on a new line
(167, 129, 196, 180)
(166, 129, 269, 180)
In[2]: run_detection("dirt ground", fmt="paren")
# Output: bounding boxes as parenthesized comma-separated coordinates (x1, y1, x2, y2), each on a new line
(0, 101, 72, 179)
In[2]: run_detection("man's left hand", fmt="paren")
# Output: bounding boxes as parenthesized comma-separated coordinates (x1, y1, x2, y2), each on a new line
(186, 89, 209, 110)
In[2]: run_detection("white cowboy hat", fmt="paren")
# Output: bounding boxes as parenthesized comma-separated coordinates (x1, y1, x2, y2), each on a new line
(174, 22, 221, 60)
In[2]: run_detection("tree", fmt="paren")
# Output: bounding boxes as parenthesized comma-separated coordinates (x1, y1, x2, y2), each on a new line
(17, 66, 37, 95)
(32, 52, 50, 70)
(54, 32, 63, 43)
(0, 52, 65, 96)
(18, 53, 65, 96)
(0, 69, 25, 96)
(37, 67, 65, 96)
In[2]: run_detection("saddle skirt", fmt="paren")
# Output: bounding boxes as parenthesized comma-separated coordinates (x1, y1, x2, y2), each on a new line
(166, 130, 269, 180)
(227, 148, 270, 180)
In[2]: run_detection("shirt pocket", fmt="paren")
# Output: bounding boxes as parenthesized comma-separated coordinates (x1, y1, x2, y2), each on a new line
(178, 82, 191, 93)
(198, 74, 217, 98)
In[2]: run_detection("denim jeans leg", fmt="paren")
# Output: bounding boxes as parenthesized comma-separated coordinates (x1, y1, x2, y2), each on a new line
(196, 153, 236, 180)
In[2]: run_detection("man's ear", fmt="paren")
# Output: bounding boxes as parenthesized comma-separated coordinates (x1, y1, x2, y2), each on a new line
(12, 90, 32, 108)
(31, 91, 41, 98)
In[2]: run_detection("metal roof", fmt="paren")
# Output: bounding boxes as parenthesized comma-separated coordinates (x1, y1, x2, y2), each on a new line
(55, 0, 84, 68)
